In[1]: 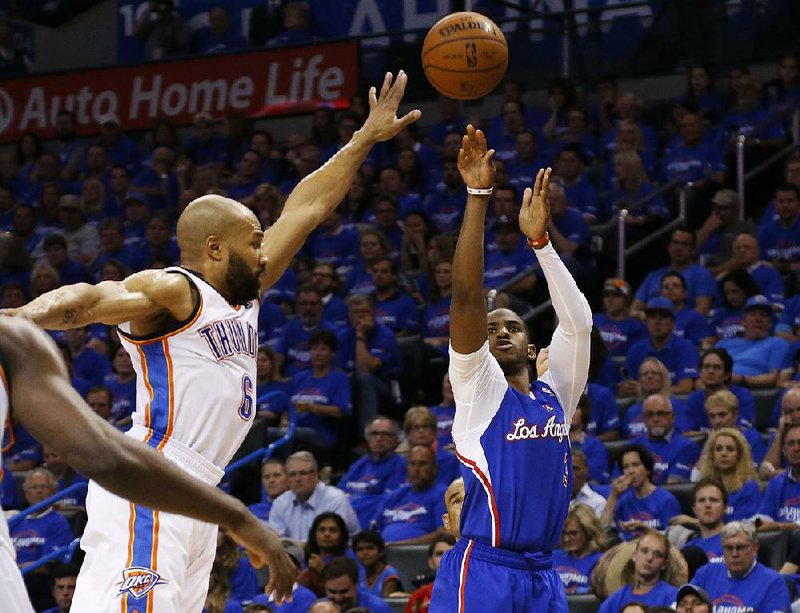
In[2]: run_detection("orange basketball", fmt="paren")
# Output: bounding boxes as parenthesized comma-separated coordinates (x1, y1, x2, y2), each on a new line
(422, 12, 508, 100)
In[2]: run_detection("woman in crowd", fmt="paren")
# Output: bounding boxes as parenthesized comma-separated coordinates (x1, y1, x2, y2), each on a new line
(694, 427, 761, 521)
(553, 503, 610, 594)
(710, 269, 760, 339)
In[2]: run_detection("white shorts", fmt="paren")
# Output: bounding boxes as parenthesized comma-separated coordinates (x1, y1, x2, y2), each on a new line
(0, 541, 34, 613)
(71, 480, 218, 613)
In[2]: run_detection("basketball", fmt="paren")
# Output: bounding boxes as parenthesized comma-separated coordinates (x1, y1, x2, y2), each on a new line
(421, 12, 508, 100)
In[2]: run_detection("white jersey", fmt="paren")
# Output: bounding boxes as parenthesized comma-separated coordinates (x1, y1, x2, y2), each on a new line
(0, 359, 34, 613)
(118, 267, 259, 481)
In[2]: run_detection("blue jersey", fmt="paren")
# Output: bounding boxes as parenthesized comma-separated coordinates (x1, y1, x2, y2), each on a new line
(552, 549, 602, 594)
(685, 532, 724, 562)
(483, 244, 540, 289)
(289, 368, 352, 446)
(374, 291, 420, 335)
(376, 483, 446, 543)
(275, 320, 342, 377)
(759, 217, 800, 264)
(727, 480, 761, 522)
(431, 403, 456, 447)
(757, 469, 800, 524)
(337, 453, 407, 529)
(711, 306, 745, 339)
(694, 560, 791, 613)
(598, 580, 678, 613)
(614, 487, 682, 540)
(717, 336, 789, 376)
(674, 306, 715, 346)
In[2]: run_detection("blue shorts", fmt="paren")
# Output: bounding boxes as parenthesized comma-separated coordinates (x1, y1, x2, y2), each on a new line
(429, 538, 567, 613)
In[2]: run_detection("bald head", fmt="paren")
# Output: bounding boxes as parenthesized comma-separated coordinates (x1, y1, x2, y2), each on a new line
(176, 195, 259, 263)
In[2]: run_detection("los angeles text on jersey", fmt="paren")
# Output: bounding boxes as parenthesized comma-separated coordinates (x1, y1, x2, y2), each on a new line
(505, 415, 570, 443)
(198, 317, 258, 361)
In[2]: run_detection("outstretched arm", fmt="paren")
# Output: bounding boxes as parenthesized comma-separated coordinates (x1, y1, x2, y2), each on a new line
(449, 126, 496, 354)
(520, 169, 592, 420)
(260, 71, 421, 289)
(0, 269, 194, 330)
(0, 316, 296, 603)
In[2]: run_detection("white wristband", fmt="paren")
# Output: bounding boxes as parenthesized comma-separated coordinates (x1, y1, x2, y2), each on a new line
(466, 186, 493, 196)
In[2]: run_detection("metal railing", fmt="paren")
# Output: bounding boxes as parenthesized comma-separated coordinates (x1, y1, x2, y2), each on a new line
(11, 401, 296, 575)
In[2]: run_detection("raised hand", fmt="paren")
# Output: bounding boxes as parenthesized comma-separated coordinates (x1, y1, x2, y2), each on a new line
(360, 71, 422, 143)
(519, 168, 551, 241)
(457, 125, 495, 190)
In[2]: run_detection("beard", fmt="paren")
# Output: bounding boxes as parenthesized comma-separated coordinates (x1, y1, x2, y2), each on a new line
(493, 350, 529, 378)
(225, 251, 262, 304)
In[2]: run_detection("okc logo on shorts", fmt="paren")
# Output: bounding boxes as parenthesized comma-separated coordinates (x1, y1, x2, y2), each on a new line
(116, 566, 167, 600)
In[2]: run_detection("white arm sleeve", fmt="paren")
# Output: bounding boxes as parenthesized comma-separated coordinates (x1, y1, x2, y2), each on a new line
(534, 243, 592, 423)
(449, 341, 509, 436)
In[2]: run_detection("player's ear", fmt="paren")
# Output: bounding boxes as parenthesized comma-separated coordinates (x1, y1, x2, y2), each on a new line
(206, 234, 223, 261)
(527, 343, 537, 362)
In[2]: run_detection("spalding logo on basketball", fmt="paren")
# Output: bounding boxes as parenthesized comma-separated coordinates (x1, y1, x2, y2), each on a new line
(422, 12, 509, 100)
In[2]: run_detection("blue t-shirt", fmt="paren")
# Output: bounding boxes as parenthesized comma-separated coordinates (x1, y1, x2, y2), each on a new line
(573, 435, 610, 484)
(598, 580, 678, 613)
(757, 470, 800, 523)
(289, 368, 352, 446)
(338, 453, 407, 529)
(759, 216, 800, 264)
(727, 480, 761, 522)
(250, 584, 318, 613)
(685, 532, 724, 562)
(358, 564, 401, 596)
(632, 433, 700, 484)
(563, 175, 602, 221)
(625, 335, 699, 386)
(553, 549, 602, 594)
(431, 403, 456, 447)
(483, 244, 540, 289)
(553, 208, 591, 249)
(423, 296, 451, 356)
(229, 556, 259, 602)
(11, 508, 74, 564)
(694, 560, 791, 613)
(683, 386, 755, 430)
(72, 347, 110, 386)
(337, 323, 400, 381)
(374, 291, 420, 335)
(748, 262, 785, 307)
(310, 225, 361, 269)
(586, 383, 620, 436)
(593, 313, 647, 358)
(1, 463, 17, 509)
(424, 187, 466, 234)
(661, 138, 725, 184)
(777, 294, 800, 336)
(377, 483, 447, 543)
(673, 306, 715, 346)
(2, 422, 42, 467)
(711, 306, 745, 339)
(275, 320, 343, 377)
(635, 265, 718, 308)
(716, 336, 789, 375)
(614, 487, 682, 540)
(257, 299, 288, 347)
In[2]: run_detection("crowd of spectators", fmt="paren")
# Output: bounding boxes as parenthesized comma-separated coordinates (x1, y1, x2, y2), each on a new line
(1, 44, 800, 611)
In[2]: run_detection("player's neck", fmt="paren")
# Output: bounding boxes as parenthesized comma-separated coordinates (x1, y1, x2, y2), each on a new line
(506, 371, 530, 394)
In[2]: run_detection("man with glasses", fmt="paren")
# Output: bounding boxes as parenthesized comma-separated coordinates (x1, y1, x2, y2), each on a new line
(337, 417, 407, 528)
(268, 451, 360, 541)
(631, 228, 718, 317)
(755, 423, 800, 531)
(632, 394, 700, 484)
(312, 263, 349, 328)
(693, 520, 791, 612)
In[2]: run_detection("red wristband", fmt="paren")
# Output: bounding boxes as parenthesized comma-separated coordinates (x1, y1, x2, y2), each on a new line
(527, 232, 550, 250)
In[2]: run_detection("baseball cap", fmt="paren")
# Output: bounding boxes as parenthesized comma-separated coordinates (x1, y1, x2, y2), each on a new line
(58, 194, 83, 212)
(280, 539, 304, 568)
(676, 584, 712, 608)
(124, 192, 149, 206)
(97, 113, 120, 126)
(193, 111, 215, 125)
(711, 189, 740, 209)
(603, 278, 631, 296)
(494, 215, 519, 232)
(644, 296, 675, 317)
(744, 294, 773, 314)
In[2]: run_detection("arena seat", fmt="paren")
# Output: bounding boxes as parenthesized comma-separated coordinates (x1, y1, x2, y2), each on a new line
(617, 396, 637, 420)
(397, 335, 425, 409)
(566, 593, 602, 612)
(754, 388, 781, 431)
(663, 482, 696, 516)
(385, 596, 410, 613)
(386, 544, 430, 592)
(757, 529, 789, 570)
(604, 440, 630, 473)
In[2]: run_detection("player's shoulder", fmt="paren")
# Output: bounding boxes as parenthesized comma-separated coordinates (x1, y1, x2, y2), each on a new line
(124, 268, 193, 299)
